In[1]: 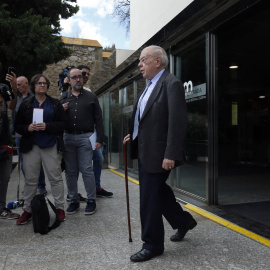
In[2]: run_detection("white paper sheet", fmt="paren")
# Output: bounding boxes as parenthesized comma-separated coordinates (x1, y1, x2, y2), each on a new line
(33, 108, 43, 123)
(89, 131, 97, 150)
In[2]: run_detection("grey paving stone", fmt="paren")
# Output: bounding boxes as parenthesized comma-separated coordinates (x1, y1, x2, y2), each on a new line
(0, 167, 269, 270)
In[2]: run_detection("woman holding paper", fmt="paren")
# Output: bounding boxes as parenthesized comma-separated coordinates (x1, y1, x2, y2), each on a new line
(14, 74, 66, 225)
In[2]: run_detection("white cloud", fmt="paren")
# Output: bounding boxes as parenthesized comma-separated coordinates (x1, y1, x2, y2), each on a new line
(75, 8, 86, 18)
(77, 21, 110, 47)
(60, 17, 77, 35)
(60, 17, 110, 47)
(76, 0, 114, 18)
(76, 0, 101, 8)
(60, 0, 129, 49)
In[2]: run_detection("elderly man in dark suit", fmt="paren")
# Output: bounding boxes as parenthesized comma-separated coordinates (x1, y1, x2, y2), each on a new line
(124, 45, 197, 262)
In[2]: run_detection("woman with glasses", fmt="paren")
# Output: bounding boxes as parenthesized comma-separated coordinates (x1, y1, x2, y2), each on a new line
(14, 74, 66, 225)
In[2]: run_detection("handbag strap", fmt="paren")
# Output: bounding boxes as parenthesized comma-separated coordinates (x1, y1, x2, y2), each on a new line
(45, 196, 61, 231)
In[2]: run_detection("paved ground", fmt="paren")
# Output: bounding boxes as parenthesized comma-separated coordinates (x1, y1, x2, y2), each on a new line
(0, 166, 269, 270)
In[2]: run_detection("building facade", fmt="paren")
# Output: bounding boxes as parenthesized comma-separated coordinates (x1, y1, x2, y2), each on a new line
(44, 36, 104, 99)
(92, 0, 270, 238)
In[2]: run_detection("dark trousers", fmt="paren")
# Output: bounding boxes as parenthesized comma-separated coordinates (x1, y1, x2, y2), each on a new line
(139, 160, 193, 253)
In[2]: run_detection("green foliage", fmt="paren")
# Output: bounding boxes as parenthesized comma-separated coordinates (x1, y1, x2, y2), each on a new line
(0, 0, 79, 80)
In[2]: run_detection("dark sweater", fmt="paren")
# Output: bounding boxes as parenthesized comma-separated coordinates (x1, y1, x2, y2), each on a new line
(14, 95, 66, 153)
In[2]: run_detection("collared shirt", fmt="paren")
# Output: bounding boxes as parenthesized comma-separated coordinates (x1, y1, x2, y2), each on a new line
(15, 91, 34, 112)
(139, 69, 165, 118)
(83, 86, 91, 92)
(61, 88, 104, 143)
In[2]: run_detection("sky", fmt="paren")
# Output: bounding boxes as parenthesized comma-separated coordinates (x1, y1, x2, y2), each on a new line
(60, 0, 130, 50)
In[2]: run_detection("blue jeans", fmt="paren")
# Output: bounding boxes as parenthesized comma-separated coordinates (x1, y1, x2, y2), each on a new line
(93, 148, 104, 190)
(0, 153, 12, 210)
(64, 132, 96, 201)
(15, 137, 46, 189)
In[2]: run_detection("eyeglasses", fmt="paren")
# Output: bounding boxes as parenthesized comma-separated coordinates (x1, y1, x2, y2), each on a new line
(70, 75, 83, 80)
(36, 82, 47, 86)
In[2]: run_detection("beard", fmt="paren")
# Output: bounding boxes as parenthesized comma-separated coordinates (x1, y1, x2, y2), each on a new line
(73, 84, 83, 91)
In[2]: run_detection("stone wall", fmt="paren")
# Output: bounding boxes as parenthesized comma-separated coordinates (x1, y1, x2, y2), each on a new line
(90, 50, 141, 93)
(43, 41, 103, 99)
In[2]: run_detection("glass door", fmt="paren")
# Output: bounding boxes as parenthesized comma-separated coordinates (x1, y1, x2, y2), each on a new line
(109, 90, 120, 167)
(171, 38, 208, 200)
(216, 1, 270, 227)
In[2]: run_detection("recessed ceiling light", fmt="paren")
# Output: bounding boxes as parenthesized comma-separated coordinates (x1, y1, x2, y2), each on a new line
(229, 65, 238, 69)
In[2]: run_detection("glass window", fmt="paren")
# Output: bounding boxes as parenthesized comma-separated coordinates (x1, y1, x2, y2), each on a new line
(171, 38, 207, 199)
(103, 92, 110, 157)
(119, 78, 146, 172)
(120, 83, 136, 170)
(217, 2, 270, 206)
(110, 90, 120, 167)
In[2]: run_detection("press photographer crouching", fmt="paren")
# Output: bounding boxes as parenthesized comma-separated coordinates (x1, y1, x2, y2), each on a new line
(0, 61, 20, 220)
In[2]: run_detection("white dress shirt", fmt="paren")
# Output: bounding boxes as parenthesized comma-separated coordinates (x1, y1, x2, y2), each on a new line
(139, 69, 165, 119)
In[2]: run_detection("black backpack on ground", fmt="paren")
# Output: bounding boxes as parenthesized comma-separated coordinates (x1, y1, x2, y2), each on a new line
(31, 194, 61, 235)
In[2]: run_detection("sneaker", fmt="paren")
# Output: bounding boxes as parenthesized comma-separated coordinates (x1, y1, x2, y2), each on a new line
(0, 208, 20, 219)
(66, 202, 80, 215)
(38, 187, 47, 195)
(66, 193, 86, 203)
(85, 200, 96, 215)
(57, 209, 66, 222)
(16, 210, 32, 225)
(96, 188, 113, 198)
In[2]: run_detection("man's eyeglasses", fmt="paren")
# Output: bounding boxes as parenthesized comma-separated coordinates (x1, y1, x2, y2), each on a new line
(36, 82, 47, 86)
(70, 75, 83, 80)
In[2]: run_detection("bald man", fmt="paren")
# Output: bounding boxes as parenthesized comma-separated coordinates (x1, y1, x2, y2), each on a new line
(124, 45, 197, 262)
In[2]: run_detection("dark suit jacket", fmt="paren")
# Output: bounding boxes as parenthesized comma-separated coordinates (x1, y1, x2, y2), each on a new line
(130, 69, 187, 173)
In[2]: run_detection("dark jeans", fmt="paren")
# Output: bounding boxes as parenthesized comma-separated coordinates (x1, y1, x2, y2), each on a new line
(0, 153, 12, 210)
(92, 147, 104, 190)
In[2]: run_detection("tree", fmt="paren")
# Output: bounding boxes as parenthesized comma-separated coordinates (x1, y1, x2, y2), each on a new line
(0, 0, 79, 80)
(111, 0, 130, 35)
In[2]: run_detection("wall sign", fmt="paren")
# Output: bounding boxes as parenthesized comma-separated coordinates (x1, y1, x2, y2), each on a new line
(184, 81, 206, 102)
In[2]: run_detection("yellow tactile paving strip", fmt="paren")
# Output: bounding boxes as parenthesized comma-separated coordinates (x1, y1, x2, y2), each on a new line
(110, 168, 270, 248)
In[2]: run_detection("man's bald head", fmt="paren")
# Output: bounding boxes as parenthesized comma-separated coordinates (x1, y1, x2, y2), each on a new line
(17, 76, 29, 97)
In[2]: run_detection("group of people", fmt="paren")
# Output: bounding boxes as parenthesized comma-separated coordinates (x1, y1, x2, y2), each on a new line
(1, 45, 197, 263)
(0, 62, 113, 225)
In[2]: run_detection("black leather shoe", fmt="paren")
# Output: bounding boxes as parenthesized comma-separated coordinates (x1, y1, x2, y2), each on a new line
(130, 249, 163, 262)
(170, 219, 197, 242)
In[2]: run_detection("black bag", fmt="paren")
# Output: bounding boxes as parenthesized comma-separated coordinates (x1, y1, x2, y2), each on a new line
(0, 147, 7, 161)
(31, 194, 61, 235)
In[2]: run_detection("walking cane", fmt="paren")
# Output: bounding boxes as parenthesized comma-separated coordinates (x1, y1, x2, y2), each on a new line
(123, 140, 132, 242)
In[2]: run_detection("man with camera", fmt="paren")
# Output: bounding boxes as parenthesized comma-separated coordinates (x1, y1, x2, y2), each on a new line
(0, 61, 20, 219)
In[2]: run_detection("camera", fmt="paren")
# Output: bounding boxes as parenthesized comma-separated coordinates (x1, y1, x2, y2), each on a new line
(0, 83, 15, 101)
(58, 66, 74, 92)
